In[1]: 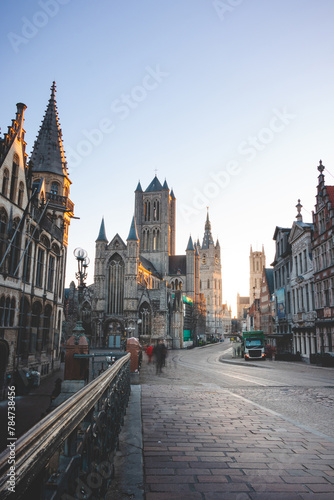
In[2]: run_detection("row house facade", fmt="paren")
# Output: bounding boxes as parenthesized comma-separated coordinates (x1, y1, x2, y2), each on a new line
(0, 84, 73, 397)
(268, 162, 334, 361)
(272, 226, 293, 352)
(288, 200, 316, 360)
(312, 161, 334, 354)
(259, 267, 274, 337)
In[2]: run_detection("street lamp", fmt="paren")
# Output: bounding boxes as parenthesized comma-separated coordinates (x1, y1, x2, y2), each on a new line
(73, 247, 90, 321)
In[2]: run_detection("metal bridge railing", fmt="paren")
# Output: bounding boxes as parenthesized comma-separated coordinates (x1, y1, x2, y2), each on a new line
(0, 353, 131, 499)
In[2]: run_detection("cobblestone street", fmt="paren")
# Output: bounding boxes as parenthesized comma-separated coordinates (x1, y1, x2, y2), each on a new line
(139, 346, 334, 499)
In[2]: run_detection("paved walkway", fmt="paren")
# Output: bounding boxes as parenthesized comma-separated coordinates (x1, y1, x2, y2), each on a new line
(2, 353, 334, 499)
(140, 384, 334, 499)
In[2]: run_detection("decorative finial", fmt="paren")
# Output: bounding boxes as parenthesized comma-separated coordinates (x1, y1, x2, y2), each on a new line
(296, 199, 303, 222)
(50, 81, 56, 100)
(154, 168, 158, 177)
(318, 159, 325, 173)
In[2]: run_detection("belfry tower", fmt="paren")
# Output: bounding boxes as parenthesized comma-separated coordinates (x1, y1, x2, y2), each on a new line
(134, 176, 175, 276)
(198, 210, 222, 338)
(249, 245, 266, 303)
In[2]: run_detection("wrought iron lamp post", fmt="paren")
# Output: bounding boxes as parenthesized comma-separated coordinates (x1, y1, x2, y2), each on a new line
(72, 247, 90, 343)
(74, 247, 90, 321)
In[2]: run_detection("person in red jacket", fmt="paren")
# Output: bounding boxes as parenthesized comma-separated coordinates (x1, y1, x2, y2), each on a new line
(146, 345, 153, 363)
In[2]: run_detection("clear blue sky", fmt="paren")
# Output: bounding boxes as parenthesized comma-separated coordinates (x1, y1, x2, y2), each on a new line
(1, 0, 334, 315)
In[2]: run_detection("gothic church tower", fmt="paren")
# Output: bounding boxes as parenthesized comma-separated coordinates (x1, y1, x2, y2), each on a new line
(134, 176, 175, 276)
(198, 211, 222, 338)
(249, 245, 266, 303)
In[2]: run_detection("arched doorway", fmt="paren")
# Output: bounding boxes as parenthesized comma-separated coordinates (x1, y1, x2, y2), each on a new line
(138, 302, 152, 341)
(104, 320, 123, 348)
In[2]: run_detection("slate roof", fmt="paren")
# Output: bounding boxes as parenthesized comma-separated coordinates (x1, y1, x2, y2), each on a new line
(145, 176, 163, 192)
(30, 82, 69, 179)
(127, 216, 139, 241)
(169, 255, 186, 275)
(139, 255, 161, 278)
(186, 235, 194, 251)
(96, 217, 108, 242)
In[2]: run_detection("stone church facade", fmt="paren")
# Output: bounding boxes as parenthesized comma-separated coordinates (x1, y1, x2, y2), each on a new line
(92, 177, 222, 348)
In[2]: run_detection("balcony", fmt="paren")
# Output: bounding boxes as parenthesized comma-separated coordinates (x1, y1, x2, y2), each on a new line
(45, 192, 74, 214)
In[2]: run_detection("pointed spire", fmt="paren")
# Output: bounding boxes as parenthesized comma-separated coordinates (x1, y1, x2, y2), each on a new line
(202, 210, 214, 249)
(296, 199, 303, 222)
(162, 179, 169, 190)
(135, 180, 143, 192)
(127, 216, 139, 241)
(96, 217, 108, 242)
(186, 235, 194, 251)
(29, 81, 69, 178)
(170, 188, 175, 199)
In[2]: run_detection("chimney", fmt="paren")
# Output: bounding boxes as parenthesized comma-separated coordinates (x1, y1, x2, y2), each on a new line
(15, 102, 27, 140)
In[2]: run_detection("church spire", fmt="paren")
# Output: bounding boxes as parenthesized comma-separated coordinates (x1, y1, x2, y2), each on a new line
(202, 209, 214, 249)
(96, 217, 108, 242)
(29, 81, 69, 178)
(127, 216, 139, 241)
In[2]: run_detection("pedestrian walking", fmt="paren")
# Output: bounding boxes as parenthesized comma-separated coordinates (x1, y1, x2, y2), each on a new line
(146, 345, 153, 363)
(153, 339, 167, 374)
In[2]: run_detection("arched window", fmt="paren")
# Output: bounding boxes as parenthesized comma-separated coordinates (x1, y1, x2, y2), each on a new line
(51, 182, 59, 196)
(10, 155, 19, 202)
(4, 297, 11, 326)
(153, 200, 160, 221)
(0, 296, 5, 326)
(18, 297, 30, 355)
(153, 228, 160, 251)
(0, 208, 8, 268)
(42, 305, 52, 350)
(47, 255, 55, 291)
(8, 217, 21, 277)
(144, 200, 151, 221)
(142, 228, 150, 251)
(23, 238, 32, 283)
(9, 298, 15, 326)
(107, 254, 124, 315)
(17, 181, 25, 208)
(35, 247, 45, 288)
(31, 301, 42, 353)
(2, 169, 9, 197)
(138, 302, 151, 337)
